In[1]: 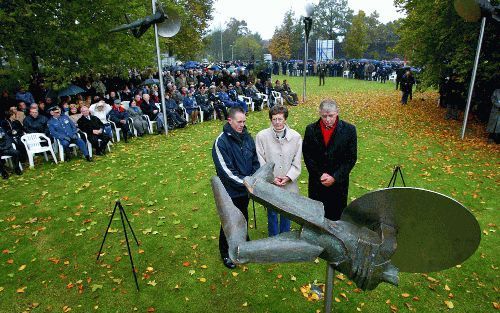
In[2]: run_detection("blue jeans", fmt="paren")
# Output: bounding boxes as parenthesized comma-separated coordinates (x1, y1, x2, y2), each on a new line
(267, 208, 290, 237)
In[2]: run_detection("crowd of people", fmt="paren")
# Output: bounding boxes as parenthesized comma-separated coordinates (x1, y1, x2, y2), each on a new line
(0, 65, 302, 179)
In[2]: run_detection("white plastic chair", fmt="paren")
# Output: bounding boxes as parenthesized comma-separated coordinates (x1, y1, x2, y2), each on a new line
(1, 143, 23, 171)
(238, 96, 254, 111)
(57, 133, 86, 162)
(343, 70, 350, 78)
(257, 93, 269, 108)
(108, 120, 122, 142)
(142, 115, 156, 134)
(271, 91, 284, 106)
(21, 133, 58, 168)
(389, 71, 397, 82)
(179, 103, 203, 123)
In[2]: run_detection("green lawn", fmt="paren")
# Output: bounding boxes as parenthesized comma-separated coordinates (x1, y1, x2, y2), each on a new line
(0, 76, 498, 313)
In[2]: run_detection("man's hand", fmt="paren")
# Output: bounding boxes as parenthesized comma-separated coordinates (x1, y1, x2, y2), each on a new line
(320, 173, 335, 187)
(153, 110, 158, 114)
(120, 119, 126, 124)
(92, 129, 100, 135)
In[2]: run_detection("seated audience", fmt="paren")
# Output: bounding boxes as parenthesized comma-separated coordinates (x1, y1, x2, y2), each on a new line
(108, 100, 130, 142)
(183, 90, 200, 124)
(89, 100, 112, 138)
(78, 106, 111, 156)
(127, 99, 149, 136)
(0, 126, 22, 179)
(47, 106, 91, 162)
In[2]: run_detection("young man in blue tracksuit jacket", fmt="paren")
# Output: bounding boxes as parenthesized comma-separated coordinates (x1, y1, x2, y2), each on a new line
(212, 106, 259, 269)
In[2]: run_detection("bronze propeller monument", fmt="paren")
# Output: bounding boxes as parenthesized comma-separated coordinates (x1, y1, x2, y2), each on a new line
(211, 163, 481, 311)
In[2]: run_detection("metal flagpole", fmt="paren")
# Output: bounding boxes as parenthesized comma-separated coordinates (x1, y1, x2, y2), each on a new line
(461, 16, 486, 140)
(303, 34, 307, 102)
(152, 0, 168, 136)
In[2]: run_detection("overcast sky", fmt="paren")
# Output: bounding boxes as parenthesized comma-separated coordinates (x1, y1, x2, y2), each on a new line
(209, 0, 406, 40)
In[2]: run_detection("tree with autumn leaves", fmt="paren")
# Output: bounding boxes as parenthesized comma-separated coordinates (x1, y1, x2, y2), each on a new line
(394, 0, 500, 120)
(268, 10, 303, 61)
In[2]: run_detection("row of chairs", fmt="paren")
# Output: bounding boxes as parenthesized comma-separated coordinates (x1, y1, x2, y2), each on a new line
(18, 132, 112, 168)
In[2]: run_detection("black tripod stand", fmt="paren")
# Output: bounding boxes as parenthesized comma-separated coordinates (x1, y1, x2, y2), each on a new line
(97, 200, 140, 291)
(387, 165, 406, 187)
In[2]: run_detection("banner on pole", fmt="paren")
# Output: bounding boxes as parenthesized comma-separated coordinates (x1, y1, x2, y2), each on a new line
(316, 40, 334, 62)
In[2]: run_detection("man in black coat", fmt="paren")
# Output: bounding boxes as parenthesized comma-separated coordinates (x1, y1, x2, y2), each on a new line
(23, 107, 49, 135)
(302, 99, 357, 221)
(77, 106, 110, 155)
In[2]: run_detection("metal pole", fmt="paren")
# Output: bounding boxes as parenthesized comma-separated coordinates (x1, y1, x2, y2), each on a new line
(231, 45, 234, 62)
(324, 263, 335, 312)
(152, 0, 168, 136)
(303, 25, 307, 102)
(461, 17, 486, 140)
(220, 24, 224, 62)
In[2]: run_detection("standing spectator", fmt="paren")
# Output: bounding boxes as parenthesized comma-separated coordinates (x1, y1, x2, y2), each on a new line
(400, 70, 415, 105)
(255, 105, 302, 236)
(487, 89, 500, 144)
(212, 107, 259, 268)
(302, 99, 357, 221)
(15, 86, 35, 106)
(47, 106, 91, 162)
(1, 90, 16, 120)
(319, 63, 326, 86)
(78, 106, 111, 155)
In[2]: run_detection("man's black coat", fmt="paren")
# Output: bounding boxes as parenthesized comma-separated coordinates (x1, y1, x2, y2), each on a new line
(302, 119, 357, 221)
(77, 115, 104, 137)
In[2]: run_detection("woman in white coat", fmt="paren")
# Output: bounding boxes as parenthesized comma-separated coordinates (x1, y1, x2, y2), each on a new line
(255, 105, 302, 236)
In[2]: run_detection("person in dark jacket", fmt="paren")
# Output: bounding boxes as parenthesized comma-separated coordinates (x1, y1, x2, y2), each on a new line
(0, 126, 22, 179)
(400, 70, 415, 104)
(212, 106, 259, 269)
(302, 99, 357, 221)
(78, 106, 110, 155)
(23, 107, 49, 134)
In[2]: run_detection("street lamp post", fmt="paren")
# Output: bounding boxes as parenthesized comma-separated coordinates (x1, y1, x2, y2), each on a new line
(302, 3, 314, 103)
(231, 45, 234, 62)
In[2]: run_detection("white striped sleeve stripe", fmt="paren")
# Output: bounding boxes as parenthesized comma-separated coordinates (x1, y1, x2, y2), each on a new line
(214, 133, 244, 184)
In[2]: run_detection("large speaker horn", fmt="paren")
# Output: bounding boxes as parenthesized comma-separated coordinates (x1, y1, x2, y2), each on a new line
(157, 6, 181, 38)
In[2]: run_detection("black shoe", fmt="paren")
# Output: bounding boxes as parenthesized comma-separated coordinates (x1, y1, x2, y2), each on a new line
(85, 156, 93, 162)
(96, 150, 104, 156)
(14, 168, 22, 175)
(222, 257, 236, 269)
(1, 170, 8, 180)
